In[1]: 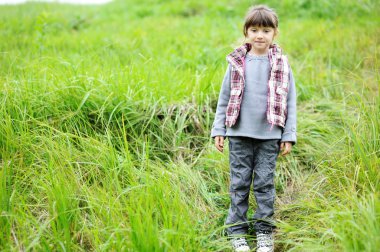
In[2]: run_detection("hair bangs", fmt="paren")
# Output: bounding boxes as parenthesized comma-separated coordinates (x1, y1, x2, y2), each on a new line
(243, 5, 278, 36)
(248, 12, 276, 28)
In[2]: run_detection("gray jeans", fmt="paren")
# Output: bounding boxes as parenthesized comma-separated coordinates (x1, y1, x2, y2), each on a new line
(225, 136, 280, 235)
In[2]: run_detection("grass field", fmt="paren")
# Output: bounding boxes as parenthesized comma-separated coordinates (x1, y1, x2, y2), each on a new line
(1, 0, 379, 251)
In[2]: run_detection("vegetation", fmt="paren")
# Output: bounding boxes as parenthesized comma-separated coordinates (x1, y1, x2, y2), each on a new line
(0, 0, 379, 251)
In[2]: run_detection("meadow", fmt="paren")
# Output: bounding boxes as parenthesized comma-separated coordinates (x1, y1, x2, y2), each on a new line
(0, 0, 379, 251)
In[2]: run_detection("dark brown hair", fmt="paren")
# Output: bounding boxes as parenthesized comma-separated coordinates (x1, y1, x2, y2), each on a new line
(243, 5, 279, 36)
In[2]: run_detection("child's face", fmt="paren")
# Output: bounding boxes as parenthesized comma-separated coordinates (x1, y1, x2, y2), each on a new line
(245, 26, 277, 55)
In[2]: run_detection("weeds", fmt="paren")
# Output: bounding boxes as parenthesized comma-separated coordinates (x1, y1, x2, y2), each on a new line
(0, 0, 379, 251)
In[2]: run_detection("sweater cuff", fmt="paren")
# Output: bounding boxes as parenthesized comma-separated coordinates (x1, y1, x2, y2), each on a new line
(211, 127, 226, 139)
(281, 131, 297, 145)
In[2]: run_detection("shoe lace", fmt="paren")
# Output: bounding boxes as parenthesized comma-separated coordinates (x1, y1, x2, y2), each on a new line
(257, 232, 273, 248)
(232, 238, 249, 248)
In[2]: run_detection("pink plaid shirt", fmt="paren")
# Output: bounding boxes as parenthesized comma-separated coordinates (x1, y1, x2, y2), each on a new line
(225, 43, 290, 129)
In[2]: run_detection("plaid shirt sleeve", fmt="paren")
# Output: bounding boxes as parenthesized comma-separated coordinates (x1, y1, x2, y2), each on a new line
(211, 64, 231, 138)
(281, 67, 297, 144)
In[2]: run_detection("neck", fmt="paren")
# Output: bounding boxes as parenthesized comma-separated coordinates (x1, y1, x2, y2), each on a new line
(249, 48, 269, 56)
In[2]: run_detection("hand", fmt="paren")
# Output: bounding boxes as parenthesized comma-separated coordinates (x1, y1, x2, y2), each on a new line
(214, 136, 224, 153)
(280, 142, 292, 156)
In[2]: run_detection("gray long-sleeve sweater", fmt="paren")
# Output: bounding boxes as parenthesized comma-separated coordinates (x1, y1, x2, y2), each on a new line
(211, 53, 297, 144)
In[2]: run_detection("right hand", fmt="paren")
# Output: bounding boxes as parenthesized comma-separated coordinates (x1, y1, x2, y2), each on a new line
(214, 136, 225, 153)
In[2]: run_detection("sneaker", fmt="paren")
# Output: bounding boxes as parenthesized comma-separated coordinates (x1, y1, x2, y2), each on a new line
(256, 231, 274, 252)
(231, 237, 250, 252)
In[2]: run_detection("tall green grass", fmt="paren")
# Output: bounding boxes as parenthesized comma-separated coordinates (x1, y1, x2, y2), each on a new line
(0, 0, 379, 251)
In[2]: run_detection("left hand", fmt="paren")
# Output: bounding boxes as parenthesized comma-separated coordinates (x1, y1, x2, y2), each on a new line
(280, 142, 292, 156)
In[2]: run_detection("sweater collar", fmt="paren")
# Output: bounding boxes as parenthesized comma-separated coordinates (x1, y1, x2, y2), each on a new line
(227, 43, 282, 67)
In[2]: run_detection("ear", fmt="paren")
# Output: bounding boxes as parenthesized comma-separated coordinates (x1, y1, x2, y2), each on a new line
(274, 28, 279, 37)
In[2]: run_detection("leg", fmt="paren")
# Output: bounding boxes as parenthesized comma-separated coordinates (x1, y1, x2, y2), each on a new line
(251, 139, 280, 233)
(225, 136, 254, 236)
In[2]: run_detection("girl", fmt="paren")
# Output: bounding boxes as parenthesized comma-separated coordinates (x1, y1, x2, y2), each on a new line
(211, 5, 297, 252)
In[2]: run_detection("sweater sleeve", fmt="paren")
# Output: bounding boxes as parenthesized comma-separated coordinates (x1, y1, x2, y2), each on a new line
(281, 68, 297, 144)
(210, 65, 231, 138)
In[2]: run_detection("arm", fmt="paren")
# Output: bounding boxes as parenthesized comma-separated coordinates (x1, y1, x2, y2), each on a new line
(280, 68, 297, 155)
(211, 64, 231, 138)
(211, 64, 231, 152)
